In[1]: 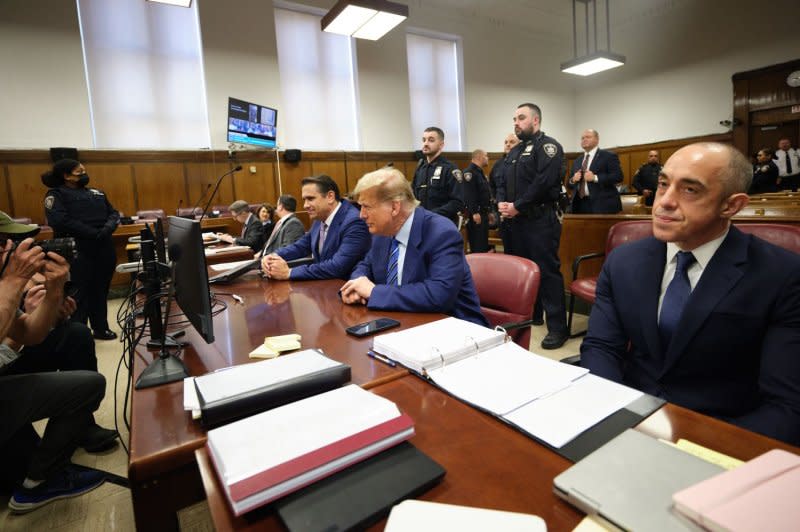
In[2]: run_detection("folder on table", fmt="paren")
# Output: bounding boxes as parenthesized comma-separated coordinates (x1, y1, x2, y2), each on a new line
(276, 442, 445, 531)
(385, 500, 546, 532)
(554, 429, 724, 531)
(206, 384, 415, 516)
(193, 349, 350, 428)
(672, 448, 800, 532)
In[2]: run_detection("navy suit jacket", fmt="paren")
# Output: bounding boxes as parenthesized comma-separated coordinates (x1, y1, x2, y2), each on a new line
(277, 200, 370, 280)
(569, 149, 623, 214)
(581, 226, 800, 444)
(351, 208, 488, 327)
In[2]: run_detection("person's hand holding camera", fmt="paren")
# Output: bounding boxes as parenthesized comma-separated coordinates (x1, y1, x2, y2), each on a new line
(3, 238, 46, 286)
(41, 249, 70, 300)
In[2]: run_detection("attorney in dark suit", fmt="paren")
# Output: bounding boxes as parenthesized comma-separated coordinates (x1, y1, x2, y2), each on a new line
(340, 168, 488, 327)
(581, 142, 800, 445)
(568, 129, 623, 214)
(216, 200, 264, 253)
(262, 175, 370, 280)
(257, 195, 305, 257)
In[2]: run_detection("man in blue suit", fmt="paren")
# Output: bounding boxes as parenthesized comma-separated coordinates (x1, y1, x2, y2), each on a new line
(568, 129, 622, 214)
(581, 142, 800, 445)
(261, 175, 370, 280)
(340, 168, 488, 327)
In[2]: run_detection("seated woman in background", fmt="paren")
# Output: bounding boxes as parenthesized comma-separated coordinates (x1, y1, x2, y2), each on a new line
(257, 203, 276, 241)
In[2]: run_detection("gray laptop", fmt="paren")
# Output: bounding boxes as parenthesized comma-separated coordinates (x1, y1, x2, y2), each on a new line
(553, 429, 724, 531)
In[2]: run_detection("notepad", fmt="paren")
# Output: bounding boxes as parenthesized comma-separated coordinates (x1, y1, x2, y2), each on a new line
(249, 333, 302, 359)
(672, 449, 800, 532)
(385, 500, 546, 531)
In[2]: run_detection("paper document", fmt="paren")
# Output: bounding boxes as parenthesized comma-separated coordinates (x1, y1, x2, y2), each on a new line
(205, 245, 250, 256)
(209, 259, 256, 273)
(385, 500, 546, 532)
(430, 341, 588, 415)
(504, 373, 643, 448)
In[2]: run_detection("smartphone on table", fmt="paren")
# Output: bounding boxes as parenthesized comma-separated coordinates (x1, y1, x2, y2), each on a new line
(345, 318, 400, 337)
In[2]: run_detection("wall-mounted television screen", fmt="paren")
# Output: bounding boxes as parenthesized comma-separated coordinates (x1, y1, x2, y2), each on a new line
(226, 97, 278, 148)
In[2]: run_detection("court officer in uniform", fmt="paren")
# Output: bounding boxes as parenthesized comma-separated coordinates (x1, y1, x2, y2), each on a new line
(412, 126, 464, 225)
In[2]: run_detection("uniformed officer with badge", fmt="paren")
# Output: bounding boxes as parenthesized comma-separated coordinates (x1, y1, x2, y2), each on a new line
(750, 147, 780, 194)
(412, 127, 464, 225)
(632, 150, 662, 206)
(462, 149, 492, 252)
(497, 103, 569, 349)
(42, 159, 120, 340)
(490, 133, 520, 254)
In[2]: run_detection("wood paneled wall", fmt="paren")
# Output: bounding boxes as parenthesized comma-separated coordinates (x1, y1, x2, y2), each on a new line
(0, 134, 729, 225)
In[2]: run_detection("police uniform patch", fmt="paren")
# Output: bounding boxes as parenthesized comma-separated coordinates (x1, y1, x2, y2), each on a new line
(45, 196, 55, 210)
(464, 171, 472, 182)
(453, 169, 463, 183)
(543, 143, 557, 158)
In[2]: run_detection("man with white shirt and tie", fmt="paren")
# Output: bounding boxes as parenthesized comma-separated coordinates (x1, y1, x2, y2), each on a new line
(580, 142, 800, 445)
(257, 194, 304, 258)
(774, 138, 800, 191)
(261, 175, 370, 280)
(340, 168, 487, 326)
(568, 129, 623, 214)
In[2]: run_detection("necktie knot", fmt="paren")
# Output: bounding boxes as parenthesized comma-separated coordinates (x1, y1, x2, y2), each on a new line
(675, 251, 695, 274)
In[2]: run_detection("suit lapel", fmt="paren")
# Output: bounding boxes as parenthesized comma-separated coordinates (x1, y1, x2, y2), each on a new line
(659, 227, 748, 376)
(402, 209, 424, 283)
(636, 238, 667, 360)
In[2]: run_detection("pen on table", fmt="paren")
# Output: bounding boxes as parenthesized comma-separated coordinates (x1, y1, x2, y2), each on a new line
(367, 350, 396, 367)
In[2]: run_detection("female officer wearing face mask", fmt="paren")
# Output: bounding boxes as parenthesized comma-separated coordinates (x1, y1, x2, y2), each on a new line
(42, 159, 120, 340)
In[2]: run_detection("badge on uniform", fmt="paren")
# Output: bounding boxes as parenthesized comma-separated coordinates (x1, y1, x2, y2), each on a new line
(760, 165, 769, 172)
(433, 166, 442, 180)
(453, 169, 463, 183)
(44, 196, 55, 210)
(524, 144, 534, 154)
(464, 171, 472, 182)
(543, 143, 557, 158)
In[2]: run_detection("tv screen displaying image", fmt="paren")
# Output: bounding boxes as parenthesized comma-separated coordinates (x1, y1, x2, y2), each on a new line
(227, 97, 278, 148)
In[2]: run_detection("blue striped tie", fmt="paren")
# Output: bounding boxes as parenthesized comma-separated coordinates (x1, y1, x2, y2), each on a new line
(386, 239, 399, 286)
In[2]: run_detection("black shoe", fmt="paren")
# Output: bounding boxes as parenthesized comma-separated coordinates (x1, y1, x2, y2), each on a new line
(541, 331, 568, 350)
(79, 424, 119, 453)
(532, 317, 545, 326)
(93, 329, 117, 341)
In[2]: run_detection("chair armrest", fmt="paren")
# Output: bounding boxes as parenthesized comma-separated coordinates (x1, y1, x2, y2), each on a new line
(571, 252, 605, 281)
(559, 354, 582, 366)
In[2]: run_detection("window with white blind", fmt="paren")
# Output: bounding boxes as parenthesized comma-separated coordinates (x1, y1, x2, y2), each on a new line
(273, 3, 360, 150)
(406, 31, 464, 150)
(77, 0, 210, 148)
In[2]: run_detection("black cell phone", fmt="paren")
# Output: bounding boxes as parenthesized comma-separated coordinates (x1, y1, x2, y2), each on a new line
(345, 318, 400, 337)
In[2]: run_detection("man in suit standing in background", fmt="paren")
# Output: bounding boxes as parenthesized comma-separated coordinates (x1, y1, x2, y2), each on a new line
(262, 175, 370, 280)
(774, 137, 800, 191)
(340, 168, 487, 327)
(581, 142, 800, 445)
(216, 200, 264, 252)
(257, 194, 304, 257)
(569, 129, 623, 214)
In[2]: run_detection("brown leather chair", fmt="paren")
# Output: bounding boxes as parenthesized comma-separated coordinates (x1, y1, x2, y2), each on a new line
(466, 253, 540, 349)
(176, 207, 202, 219)
(135, 209, 165, 221)
(211, 205, 232, 217)
(568, 220, 653, 336)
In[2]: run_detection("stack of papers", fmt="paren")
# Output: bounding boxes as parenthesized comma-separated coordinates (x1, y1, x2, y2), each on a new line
(249, 333, 302, 359)
(207, 384, 415, 515)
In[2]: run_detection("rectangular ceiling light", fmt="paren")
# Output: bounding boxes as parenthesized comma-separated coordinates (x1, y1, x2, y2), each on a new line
(561, 51, 626, 76)
(146, 0, 192, 6)
(322, 0, 408, 41)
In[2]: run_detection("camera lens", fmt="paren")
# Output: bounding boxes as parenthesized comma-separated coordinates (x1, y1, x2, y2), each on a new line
(37, 237, 78, 262)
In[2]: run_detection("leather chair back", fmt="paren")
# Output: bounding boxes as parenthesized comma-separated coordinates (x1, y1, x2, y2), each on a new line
(605, 220, 653, 255)
(136, 209, 165, 221)
(466, 253, 540, 349)
(735, 223, 800, 253)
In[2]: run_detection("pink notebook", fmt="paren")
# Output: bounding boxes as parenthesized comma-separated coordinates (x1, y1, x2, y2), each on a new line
(672, 449, 800, 532)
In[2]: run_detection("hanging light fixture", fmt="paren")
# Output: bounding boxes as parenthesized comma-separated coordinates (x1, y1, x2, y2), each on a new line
(146, 0, 192, 6)
(321, 0, 408, 41)
(561, 0, 625, 76)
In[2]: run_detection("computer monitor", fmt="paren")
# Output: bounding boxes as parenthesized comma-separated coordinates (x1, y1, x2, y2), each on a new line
(226, 96, 278, 148)
(167, 216, 215, 344)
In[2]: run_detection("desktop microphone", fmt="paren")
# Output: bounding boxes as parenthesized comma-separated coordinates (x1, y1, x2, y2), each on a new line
(198, 166, 243, 223)
(176, 198, 183, 216)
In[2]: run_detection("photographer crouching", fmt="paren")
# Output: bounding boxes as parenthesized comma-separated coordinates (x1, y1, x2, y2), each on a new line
(0, 213, 113, 513)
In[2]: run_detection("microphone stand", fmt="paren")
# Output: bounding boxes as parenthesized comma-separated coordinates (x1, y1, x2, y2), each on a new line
(198, 166, 243, 223)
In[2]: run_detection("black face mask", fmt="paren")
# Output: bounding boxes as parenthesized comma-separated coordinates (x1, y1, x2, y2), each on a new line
(75, 174, 90, 187)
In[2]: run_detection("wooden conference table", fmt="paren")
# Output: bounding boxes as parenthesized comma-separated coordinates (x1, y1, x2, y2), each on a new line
(128, 276, 443, 529)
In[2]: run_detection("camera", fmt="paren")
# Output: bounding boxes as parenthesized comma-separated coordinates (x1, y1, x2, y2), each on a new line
(35, 237, 78, 263)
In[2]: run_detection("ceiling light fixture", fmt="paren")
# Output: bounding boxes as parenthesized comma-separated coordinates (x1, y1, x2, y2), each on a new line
(561, 0, 625, 76)
(146, 0, 192, 6)
(321, 0, 408, 41)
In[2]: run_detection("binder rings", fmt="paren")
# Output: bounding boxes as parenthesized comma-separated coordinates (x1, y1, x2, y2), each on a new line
(206, 385, 415, 516)
(193, 349, 351, 428)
